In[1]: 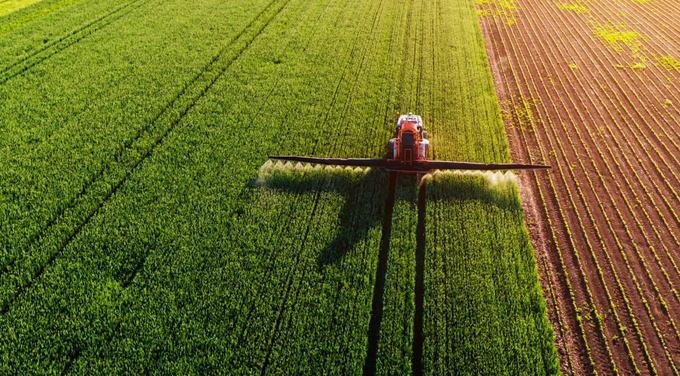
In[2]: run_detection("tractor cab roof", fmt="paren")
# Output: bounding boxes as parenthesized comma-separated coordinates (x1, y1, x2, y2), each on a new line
(397, 113, 423, 130)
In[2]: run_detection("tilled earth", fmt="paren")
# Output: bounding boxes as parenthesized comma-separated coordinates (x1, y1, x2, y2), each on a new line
(479, 0, 680, 374)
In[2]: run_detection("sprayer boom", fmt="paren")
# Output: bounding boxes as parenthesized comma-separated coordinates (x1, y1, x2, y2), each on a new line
(269, 113, 550, 173)
(268, 156, 549, 172)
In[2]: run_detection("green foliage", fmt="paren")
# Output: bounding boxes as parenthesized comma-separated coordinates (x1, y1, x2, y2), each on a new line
(423, 172, 560, 375)
(0, 0, 559, 374)
(657, 55, 680, 71)
(476, 0, 519, 26)
(556, 2, 591, 14)
(630, 62, 646, 70)
(376, 176, 418, 376)
(591, 21, 643, 54)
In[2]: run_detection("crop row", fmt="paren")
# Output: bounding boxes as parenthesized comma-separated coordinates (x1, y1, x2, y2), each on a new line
(415, 0, 559, 373)
(543, 1, 680, 371)
(374, 0, 559, 372)
(375, 176, 417, 376)
(555, 0, 680, 360)
(423, 171, 559, 375)
(0, 0, 563, 373)
(0, 0, 292, 316)
(527, 7, 679, 372)
(484, 11, 620, 375)
(0, 0, 398, 373)
(0, 0, 276, 286)
(481, 0, 680, 373)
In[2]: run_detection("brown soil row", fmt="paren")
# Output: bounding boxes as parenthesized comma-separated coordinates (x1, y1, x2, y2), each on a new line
(478, 0, 680, 374)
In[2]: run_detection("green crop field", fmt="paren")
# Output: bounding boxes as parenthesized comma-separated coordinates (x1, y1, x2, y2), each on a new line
(0, 0, 559, 374)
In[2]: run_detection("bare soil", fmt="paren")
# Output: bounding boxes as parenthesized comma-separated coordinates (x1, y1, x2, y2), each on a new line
(478, 0, 680, 374)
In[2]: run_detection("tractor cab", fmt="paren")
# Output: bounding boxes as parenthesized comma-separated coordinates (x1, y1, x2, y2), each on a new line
(396, 112, 423, 132)
(389, 112, 429, 164)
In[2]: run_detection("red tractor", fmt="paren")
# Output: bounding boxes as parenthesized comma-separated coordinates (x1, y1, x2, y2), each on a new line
(388, 112, 429, 167)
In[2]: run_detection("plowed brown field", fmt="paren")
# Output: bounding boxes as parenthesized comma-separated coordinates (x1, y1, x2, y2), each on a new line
(478, 0, 680, 374)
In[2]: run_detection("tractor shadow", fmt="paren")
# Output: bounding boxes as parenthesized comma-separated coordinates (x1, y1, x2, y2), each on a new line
(254, 162, 393, 268)
(254, 163, 521, 269)
(253, 161, 523, 375)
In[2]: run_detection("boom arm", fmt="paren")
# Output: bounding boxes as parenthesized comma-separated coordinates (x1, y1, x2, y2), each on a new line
(269, 156, 550, 171)
(424, 160, 550, 171)
(269, 156, 393, 168)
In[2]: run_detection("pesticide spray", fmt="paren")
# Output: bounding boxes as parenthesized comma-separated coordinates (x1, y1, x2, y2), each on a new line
(256, 160, 371, 188)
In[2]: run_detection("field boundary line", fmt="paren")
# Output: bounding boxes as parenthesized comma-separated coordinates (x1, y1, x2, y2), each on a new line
(488, 7, 615, 374)
(256, 0, 389, 368)
(507, 9, 654, 374)
(515, 7, 659, 373)
(486, 29, 577, 373)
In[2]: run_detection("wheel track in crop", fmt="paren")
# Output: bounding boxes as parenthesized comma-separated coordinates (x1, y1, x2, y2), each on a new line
(417, 0, 435, 369)
(259, 184, 327, 376)
(366, 0, 421, 372)
(0, 0, 158, 265)
(256, 0, 392, 370)
(0, 0, 154, 84)
(352, 0, 414, 370)
(303, 0, 398, 363)
(0, 0, 293, 316)
(1, 0, 287, 265)
(222, 0, 359, 353)
(362, 172, 397, 376)
(337, 1, 409, 372)
(56, 0, 326, 369)
(411, 175, 426, 376)
(405, 0, 426, 373)
(196, 0, 389, 369)
(196, 0, 371, 365)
